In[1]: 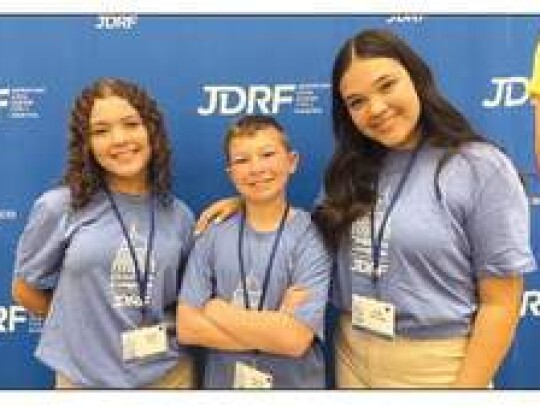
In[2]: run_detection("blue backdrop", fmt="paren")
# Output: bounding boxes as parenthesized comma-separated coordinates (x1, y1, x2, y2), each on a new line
(0, 14, 538, 389)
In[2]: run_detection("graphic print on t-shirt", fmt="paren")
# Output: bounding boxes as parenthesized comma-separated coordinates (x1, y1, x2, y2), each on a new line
(232, 273, 262, 309)
(110, 223, 156, 308)
(351, 192, 390, 276)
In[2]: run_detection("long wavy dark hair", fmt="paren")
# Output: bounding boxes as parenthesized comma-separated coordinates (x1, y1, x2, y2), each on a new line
(312, 29, 484, 251)
(62, 78, 173, 209)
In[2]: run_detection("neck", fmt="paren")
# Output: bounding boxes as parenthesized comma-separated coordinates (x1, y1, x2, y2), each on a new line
(244, 198, 288, 232)
(106, 176, 149, 195)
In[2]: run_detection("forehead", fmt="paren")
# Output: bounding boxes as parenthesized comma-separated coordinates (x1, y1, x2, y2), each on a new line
(339, 57, 408, 95)
(228, 127, 287, 151)
(90, 95, 140, 123)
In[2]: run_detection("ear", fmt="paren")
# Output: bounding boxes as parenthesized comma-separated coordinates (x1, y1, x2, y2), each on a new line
(288, 151, 299, 174)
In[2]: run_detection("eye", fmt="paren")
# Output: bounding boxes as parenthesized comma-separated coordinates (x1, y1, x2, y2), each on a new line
(261, 150, 276, 159)
(90, 127, 108, 137)
(345, 96, 367, 110)
(124, 120, 142, 129)
(230, 156, 249, 166)
(378, 79, 397, 93)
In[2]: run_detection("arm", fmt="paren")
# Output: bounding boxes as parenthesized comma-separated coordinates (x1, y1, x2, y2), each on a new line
(204, 297, 314, 358)
(453, 275, 523, 388)
(194, 197, 242, 235)
(176, 302, 252, 351)
(12, 277, 53, 318)
(201, 222, 332, 358)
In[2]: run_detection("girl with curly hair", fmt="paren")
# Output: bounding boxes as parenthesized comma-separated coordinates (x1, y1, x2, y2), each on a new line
(12, 78, 195, 388)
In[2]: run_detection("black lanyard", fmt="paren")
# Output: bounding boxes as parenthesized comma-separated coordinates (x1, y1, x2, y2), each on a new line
(370, 140, 424, 286)
(238, 204, 289, 311)
(104, 187, 156, 321)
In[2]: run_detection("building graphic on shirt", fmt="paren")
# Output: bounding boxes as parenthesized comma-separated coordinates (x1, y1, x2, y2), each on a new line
(110, 223, 156, 308)
(232, 274, 262, 309)
(351, 194, 390, 276)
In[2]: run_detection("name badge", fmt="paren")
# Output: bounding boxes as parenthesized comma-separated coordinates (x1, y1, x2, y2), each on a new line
(121, 324, 168, 361)
(234, 362, 273, 389)
(352, 295, 395, 338)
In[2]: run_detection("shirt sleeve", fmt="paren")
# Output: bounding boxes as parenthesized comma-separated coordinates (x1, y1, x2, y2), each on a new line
(14, 190, 70, 289)
(289, 222, 332, 340)
(178, 228, 215, 308)
(466, 151, 537, 278)
(529, 40, 540, 97)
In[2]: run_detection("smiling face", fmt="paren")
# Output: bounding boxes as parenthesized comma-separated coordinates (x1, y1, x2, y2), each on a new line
(339, 56, 422, 150)
(226, 127, 298, 206)
(89, 95, 151, 193)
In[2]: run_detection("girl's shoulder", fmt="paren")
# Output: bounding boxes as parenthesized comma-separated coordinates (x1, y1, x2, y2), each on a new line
(32, 186, 72, 216)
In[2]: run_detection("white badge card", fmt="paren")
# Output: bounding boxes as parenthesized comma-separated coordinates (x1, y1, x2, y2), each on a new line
(234, 362, 273, 389)
(352, 295, 396, 338)
(122, 324, 168, 361)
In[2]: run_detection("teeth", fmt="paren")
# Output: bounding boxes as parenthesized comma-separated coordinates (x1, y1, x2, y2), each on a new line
(112, 149, 138, 158)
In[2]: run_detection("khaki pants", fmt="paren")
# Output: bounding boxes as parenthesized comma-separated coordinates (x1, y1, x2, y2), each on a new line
(55, 357, 194, 389)
(335, 313, 468, 388)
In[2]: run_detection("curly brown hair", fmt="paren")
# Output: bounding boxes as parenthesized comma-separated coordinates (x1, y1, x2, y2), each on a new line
(62, 78, 173, 209)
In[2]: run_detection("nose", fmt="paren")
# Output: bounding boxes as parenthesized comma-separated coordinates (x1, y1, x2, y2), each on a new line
(109, 125, 128, 144)
(365, 95, 388, 119)
(247, 156, 266, 174)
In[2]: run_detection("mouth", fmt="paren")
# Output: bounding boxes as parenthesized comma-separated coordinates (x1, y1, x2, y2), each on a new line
(110, 146, 141, 160)
(246, 178, 274, 188)
(370, 115, 395, 133)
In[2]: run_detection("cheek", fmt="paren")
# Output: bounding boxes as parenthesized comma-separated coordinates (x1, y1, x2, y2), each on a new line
(401, 84, 421, 119)
(228, 170, 245, 187)
(88, 140, 106, 162)
(347, 109, 367, 132)
(138, 134, 153, 162)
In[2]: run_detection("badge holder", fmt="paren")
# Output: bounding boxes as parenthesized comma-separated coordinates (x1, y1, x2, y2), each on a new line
(352, 294, 396, 339)
(234, 359, 273, 389)
(122, 323, 168, 362)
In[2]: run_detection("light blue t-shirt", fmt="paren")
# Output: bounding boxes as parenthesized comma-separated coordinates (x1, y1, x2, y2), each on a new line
(14, 187, 194, 387)
(333, 142, 536, 338)
(179, 209, 331, 389)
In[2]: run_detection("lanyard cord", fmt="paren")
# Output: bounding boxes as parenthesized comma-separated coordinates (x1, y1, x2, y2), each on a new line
(104, 187, 155, 320)
(238, 203, 290, 311)
(370, 139, 425, 293)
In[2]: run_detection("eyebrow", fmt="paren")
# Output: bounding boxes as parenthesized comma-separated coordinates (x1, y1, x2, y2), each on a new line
(373, 73, 395, 86)
(343, 73, 396, 102)
(90, 114, 140, 126)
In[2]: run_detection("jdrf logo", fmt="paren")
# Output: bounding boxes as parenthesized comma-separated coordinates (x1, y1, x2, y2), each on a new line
(482, 76, 529, 108)
(0, 306, 27, 333)
(198, 85, 296, 116)
(386, 15, 424, 24)
(521, 290, 540, 317)
(0, 88, 9, 108)
(95, 15, 138, 30)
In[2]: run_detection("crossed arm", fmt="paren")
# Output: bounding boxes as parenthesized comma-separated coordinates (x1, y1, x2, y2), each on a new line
(177, 286, 315, 358)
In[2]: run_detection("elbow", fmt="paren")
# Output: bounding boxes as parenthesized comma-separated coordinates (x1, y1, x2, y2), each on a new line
(11, 278, 25, 306)
(282, 329, 314, 358)
(177, 325, 196, 345)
